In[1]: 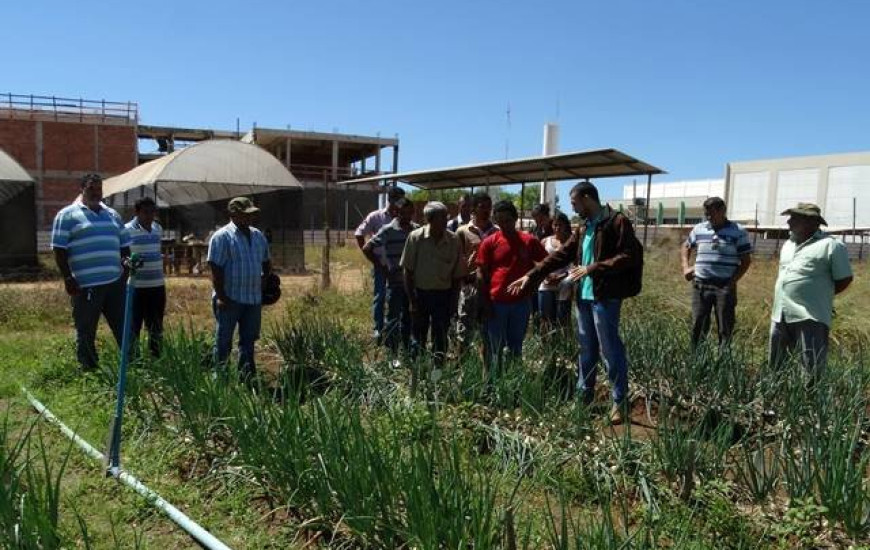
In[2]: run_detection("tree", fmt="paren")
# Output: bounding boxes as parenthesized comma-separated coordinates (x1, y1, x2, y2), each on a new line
(406, 188, 468, 204)
(495, 184, 543, 215)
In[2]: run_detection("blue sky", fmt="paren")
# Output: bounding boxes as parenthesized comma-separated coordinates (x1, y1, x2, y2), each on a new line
(4, 0, 869, 205)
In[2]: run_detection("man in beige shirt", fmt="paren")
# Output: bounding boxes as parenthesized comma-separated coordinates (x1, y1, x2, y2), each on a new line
(401, 202, 463, 363)
(454, 192, 497, 354)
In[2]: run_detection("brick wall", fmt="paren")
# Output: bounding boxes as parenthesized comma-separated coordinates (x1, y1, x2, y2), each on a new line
(0, 115, 137, 229)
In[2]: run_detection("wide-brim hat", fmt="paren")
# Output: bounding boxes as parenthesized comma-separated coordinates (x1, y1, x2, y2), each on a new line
(781, 202, 827, 226)
(228, 196, 260, 214)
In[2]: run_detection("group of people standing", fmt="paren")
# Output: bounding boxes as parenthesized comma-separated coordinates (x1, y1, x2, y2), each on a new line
(356, 183, 855, 423)
(52, 172, 855, 425)
(51, 173, 271, 380)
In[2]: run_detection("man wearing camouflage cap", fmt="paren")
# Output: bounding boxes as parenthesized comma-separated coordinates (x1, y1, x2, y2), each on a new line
(207, 196, 272, 380)
(769, 203, 853, 379)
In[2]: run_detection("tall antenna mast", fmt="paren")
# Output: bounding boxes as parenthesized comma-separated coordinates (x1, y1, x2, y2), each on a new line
(504, 101, 511, 160)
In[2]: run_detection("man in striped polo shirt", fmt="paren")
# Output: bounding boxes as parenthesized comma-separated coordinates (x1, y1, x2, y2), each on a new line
(207, 196, 271, 380)
(363, 198, 418, 352)
(125, 197, 166, 357)
(681, 197, 753, 349)
(51, 173, 131, 370)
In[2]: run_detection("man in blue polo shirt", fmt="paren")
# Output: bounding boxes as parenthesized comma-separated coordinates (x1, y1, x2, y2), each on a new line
(51, 173, 131, 370)
(681, 197, 752, 349)
(363, 198, 418, 352)
(207, 196, 271, 380)
(126, 196, 165, 357)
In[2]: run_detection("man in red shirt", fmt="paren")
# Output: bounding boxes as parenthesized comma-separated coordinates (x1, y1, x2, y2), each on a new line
(477, 200, 547, 369)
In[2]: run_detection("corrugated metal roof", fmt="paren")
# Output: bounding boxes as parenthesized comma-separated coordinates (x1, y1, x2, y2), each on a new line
(103, 140, 302, 206)
(338, 148, 665, 190)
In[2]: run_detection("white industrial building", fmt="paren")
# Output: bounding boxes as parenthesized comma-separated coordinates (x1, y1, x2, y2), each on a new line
(609, 179, 725, 225)
(726, 151, 870, 230)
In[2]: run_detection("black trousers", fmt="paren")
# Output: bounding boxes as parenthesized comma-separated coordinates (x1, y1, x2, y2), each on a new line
(691, 280, 736, 349)
(131, 285, 166, 357)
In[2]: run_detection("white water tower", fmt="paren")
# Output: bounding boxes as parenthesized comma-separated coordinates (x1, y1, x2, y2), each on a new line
(540, 123, 559, 212)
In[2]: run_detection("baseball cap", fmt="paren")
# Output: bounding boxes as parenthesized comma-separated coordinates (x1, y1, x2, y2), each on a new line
(228, 196, 260, 214)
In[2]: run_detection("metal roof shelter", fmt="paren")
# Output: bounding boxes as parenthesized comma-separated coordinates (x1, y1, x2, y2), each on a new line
(103, 139, 302, 206)
(0, 147, 37, 267)
(0, 147, 34, 205)
(338, 148, 664, 190)
(338, 148, 665, 243)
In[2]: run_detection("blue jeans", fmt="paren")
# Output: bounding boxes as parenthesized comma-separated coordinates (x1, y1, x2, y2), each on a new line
(486, 299, 532, 366)
(538, 290, 571, 327)
(372, 267, 387, 335)
(213, 297, 262, 379)
(576, 298, 628, 404)
(384, 284, 412, 352)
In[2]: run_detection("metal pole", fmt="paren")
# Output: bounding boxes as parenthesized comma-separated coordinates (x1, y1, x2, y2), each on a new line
(520, 182, 526, 231)
(642, 174, 652, 246)
(106, 253, 142, 474)
(322, 169, 332, 290)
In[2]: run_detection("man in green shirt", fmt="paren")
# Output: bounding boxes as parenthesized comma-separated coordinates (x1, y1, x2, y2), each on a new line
(769, 203, 853, 379)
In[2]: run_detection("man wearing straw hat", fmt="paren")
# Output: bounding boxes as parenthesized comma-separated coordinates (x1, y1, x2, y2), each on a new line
(769, 203, 853, 379)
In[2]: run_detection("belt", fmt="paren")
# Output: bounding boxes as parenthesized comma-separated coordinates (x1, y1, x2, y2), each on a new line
(695, 277, 732, 288)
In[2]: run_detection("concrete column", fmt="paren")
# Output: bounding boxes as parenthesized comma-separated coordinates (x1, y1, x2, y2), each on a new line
(392, 144, 399, 173)
(331, 140, 339, 182)
(763, 170, 777, 226)
(540, 123, 558, 211)
(817, 162, 831, 213)
(35, 121, 44, 228)
(285, 137, 291, 169)
(93, 124, 100, 172)
(375, 147, 381, 173)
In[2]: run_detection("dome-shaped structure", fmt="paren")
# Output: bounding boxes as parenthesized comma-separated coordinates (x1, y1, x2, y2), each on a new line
(0, 147, 37, 268)
(103, 140, 302, 205)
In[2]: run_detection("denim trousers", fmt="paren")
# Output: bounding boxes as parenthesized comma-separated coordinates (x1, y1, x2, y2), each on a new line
(486, 298, 532, 366)
(412, 288, 452, 361)
(371, 267, 387, 335)
(384, 284, 412, 352)
(538, 289, 571, 327)
(213, 297, 262, 378)
(576, 298, 628, 404)
(70, 278, 126, 370)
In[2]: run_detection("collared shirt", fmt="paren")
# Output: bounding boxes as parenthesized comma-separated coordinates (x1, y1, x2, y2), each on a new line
(207, 221, 270, 305)
(51, 201, 131, 288)
(687, 220, 752, 282)
(477, 229, 548, 303)
(400, 225, 463, 291)
(580, 212, 603, 300)
(367, 218, 419, 286)
(355, 208, 392, 265)
(456, 219, 498, 277)
(125, 217, 165, 289)
(447, 214, 471, 233)
(771, 231, 852, 327)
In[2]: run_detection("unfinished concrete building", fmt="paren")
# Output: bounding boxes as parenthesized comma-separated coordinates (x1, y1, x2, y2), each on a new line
(0, 94, 138, 245)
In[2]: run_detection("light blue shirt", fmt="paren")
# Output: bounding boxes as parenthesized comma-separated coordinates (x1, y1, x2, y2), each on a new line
(207, 222, 270, 305)
(580, 212, 602, 300)
(51, 201, 131, 288)
(125, 217, 165, 288)
(687, 220, 752, 281)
